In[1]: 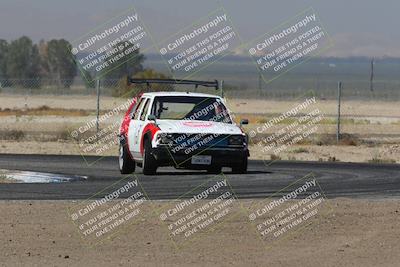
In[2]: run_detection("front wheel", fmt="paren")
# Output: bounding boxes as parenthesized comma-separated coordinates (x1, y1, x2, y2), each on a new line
(119, 141, 135, 174)
(142, 139, 157, 175)
(232, 156, 248, 174)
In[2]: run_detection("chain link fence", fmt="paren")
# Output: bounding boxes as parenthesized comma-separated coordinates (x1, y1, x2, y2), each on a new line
(224, 80, 400, 101)
(1, 76, 399, 101)
(0, 76, 399, 152)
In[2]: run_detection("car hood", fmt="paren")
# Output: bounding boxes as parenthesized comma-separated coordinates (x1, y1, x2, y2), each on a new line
(155, 120, 243, 135)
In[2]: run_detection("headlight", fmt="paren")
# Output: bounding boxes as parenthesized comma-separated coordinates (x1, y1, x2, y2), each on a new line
(228, 135, 244, 145)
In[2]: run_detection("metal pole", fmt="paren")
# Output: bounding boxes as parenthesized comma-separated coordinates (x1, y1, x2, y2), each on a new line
(96, 79, 100, 134)
(370, 58, 374, 92)
(336, 81, 342, 143)
(220, 80, 224, 98)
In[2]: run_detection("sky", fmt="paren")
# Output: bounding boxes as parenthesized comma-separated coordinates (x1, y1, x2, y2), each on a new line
(0, 0, 399, 57)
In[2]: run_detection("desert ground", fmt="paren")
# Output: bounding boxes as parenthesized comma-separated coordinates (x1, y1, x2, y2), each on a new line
(1, 94, 399, 163)
(0, 199, 399, 267)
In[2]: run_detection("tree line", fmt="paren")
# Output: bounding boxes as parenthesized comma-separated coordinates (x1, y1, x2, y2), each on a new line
(0, 37, 78, 88)
(0, 36, 153, 90)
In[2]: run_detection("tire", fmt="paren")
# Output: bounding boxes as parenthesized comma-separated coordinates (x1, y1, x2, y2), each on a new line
(142, 139, 157, 175)
(207, 166, 222, 174)
(119, 141, 135, 174)
(232, 156, 248, 174)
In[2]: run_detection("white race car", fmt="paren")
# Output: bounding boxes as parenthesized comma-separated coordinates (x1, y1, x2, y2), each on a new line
(118, 79, 249, 175)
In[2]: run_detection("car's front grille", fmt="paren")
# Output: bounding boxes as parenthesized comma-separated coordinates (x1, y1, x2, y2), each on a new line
(168, 133, 229, 151)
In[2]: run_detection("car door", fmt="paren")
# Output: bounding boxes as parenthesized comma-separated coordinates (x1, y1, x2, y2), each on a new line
(133, 98, 152, 157)
(128, 97, 146, 158)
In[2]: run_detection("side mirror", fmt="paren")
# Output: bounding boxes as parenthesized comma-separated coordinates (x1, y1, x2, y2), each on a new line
(147, 114, 157, 121)
(240, 119, 249, 126)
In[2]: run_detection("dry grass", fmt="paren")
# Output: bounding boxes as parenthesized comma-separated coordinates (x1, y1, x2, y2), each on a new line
(234, 113, 372, 125)
(0, 128, 97, 142)
(0, 130, 25, 141)
(368, 157, 396, 164)
(270, 154, 281, 160)
(291, 147, 309, 153)
(312, 133, 360, 146)
(0, 106, 92, 117)
(249, 133, 361, 147)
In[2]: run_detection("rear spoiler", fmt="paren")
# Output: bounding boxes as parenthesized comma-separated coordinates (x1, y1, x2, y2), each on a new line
(127, 78, 219, 90)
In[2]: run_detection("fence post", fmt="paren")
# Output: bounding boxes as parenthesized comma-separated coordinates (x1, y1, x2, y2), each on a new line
(370, 58, 374, 91)
(336, 81, 342, 143)
(220, 80, 224, 98)
(96, 79, 100, 134)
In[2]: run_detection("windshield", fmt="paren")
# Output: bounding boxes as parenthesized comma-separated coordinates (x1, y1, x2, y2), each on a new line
(151, 96, 232, 123)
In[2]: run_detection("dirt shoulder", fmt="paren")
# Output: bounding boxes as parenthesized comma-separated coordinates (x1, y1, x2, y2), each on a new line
(0, 199, 399, 267)
(1, 140, 399, 164)
(1, 95, 399, 164)
(2, 94, 400, 118)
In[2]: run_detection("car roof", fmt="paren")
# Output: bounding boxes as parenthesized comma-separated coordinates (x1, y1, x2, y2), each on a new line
(141, 91, 221, 98)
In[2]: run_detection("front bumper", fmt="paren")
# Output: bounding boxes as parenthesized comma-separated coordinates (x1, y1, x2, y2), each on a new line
(151, 145, 249, 168)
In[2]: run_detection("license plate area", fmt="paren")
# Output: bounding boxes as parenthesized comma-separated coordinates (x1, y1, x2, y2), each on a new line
(191, 155, 212, 165)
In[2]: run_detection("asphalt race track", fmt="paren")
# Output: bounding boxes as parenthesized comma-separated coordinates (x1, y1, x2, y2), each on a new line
(0, 154, 399, 200)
